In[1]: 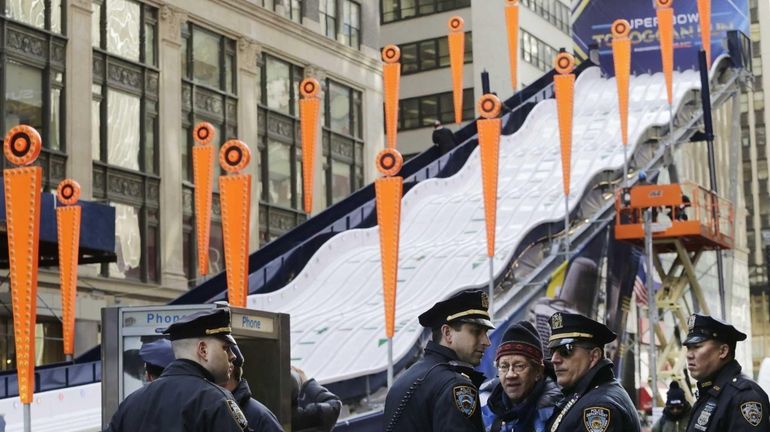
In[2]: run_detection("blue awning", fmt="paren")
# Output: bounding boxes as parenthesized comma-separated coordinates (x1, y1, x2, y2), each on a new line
(0, 177, 116, 268)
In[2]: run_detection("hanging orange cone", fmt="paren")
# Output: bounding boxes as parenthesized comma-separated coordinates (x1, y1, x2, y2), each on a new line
(192, 122, 215, 276)
(218, 140, 252, 307)
(382, 45, 401, 149)
(656, 0, 675, 106)
(448, 16, 466, 124)
(554, 53, 576, 198)
(56, 179, 82, 358)
(299, 78, 321, 213)
(612, 19, 631, 147)
(696, 0, 711, 68)
(504, 0, 520, 91)
(477, 94, 502, 257)
(375, 148, 404, 338)
(3, 125, 43, 405)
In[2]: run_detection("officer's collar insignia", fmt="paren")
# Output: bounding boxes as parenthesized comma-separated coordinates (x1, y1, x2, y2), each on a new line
(688, 315, 696, 330)
(481, 293, 489, 309)
(582, 406, 610, 432)
(741, 401, 763, 426)
(225, 399, 249, 430)
(551, 313, 563, 330)
(452, 385, 478, 417)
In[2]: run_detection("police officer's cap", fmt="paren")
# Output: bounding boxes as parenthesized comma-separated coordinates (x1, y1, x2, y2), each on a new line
(139, 338, 175, 369)
(418, 290, 495, 329)
(163, 308, 236, 343)
(547, 312, 616, 349)
(683, 313, 746, 346)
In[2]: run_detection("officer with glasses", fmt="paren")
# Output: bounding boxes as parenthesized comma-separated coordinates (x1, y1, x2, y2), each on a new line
(544, 312, 640, 432)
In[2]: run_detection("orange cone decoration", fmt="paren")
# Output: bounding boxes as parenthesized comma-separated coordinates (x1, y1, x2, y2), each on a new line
(192, 122, 215, 276)
(382, 45, 401, 149)
(477, 94, 502, 257)
(656, 0, 675, 106)
(554, 53, 576, 198)
(448, 16, 466, 124)
(56, 179, 81, 358)
(219, 140, 252, 307)
(299, 78, 321, 213)
(3, 125, 43, 405)
(375, 148, 404, 338)
(504, 0, 520, 90)
(612, 19, 631, 147)
(696, 0, 711, 68)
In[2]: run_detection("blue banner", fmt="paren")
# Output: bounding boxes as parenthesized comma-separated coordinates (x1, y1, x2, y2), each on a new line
(572, 0, 750, 76)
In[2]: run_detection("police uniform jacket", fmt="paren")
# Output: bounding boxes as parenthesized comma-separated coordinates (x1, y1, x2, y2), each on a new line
(686, 359, 770, 432)
(231, 378, 284, 432)
(105, 359, 248, 432)
(545, 358, 640, 432)
(383, 341, 486, 432)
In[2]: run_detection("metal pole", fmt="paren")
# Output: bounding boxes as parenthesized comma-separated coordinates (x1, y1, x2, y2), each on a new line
(698, 49, 727, 318)
(666, 103, 680, 183)
(563, 195, 570, 259)
(387, 338, 393, 388)
(488, 257, 495, 320)
(623, 144, 628, 186)
(24, 403, 31, 432)
(644, 209, 658, 409)
(635, 303, 643, 405)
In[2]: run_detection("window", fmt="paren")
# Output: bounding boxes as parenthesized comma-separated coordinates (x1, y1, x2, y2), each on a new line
(319, 0, 336, 39)
(342, 0, 360, 49)
(180, 24, 238, 282)
(322, 79, 365, 206)
(92, 0, 160, 283)
(398, 89, 474, 131)
(256, 0, 302, 22)
(522, 30, 558, 72)
(397, 33, 472, 75)
(381, 0, 469, 23)
(1, 0, 65, 165)
(520, 0, 570, 34)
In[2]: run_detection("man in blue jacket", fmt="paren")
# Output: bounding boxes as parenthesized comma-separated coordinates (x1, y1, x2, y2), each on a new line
(482, 320, 561, 432)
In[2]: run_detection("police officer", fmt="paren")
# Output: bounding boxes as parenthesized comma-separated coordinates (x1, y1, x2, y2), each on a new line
(684, 314, 770, 431)
(105, 308, 249, 431)
(138, 338, 175, 382)
(545, 312, 640, 432)
(224, 344, 284, 431)
(383, 290, 494, 431)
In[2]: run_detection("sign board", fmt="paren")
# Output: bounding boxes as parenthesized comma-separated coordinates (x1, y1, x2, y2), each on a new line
(572, 0, 750, 76)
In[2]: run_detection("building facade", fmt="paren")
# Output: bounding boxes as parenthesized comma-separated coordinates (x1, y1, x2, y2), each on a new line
(380, 0, 572, 156)
(0, 0, 382, 369)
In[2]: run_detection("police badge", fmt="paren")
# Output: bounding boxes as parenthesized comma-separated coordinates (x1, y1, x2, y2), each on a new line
(741, 401, 763, 426)
(551, 313, 563, 330)
(694, 401, 717, 431)
(452, 385, 478, 417)
(688, 314, 696, 330)
(583, 407, 610, 432)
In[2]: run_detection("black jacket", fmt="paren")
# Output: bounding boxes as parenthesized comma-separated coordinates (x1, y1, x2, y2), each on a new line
(432, 127, 458, 155)
(231, 378, 284, 432)
(292, 378, 342, 431)
(383, 341, 486, 432)
(546, 358, 640, 432)
(686, 359, 770, 431)
(105, 359, 248, 432)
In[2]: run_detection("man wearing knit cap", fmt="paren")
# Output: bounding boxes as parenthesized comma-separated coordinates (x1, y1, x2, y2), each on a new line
(482, 320, 561, 432)
(222, 344, 284, 431)
(683, 314, 770, 431)
(384, 290, 494, 431)
(544, 312, 640, 432)
(652, 381, 691, 432)
(105, 308, 248, 431)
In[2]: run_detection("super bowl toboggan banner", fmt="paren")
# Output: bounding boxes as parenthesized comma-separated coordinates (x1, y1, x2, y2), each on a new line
(572, 0, 749, 76)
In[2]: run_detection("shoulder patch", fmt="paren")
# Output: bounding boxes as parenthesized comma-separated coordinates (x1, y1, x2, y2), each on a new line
(741, 401, 763, 427)
(452, 385, 478, 417)
(225, 399, 249, 430)
(583, 406, 610, 432)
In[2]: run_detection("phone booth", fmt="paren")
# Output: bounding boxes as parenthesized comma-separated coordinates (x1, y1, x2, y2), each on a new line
(101, 303, 291, 429)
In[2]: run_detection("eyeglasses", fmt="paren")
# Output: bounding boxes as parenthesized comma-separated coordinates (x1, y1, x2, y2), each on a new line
(549, 343, 589, 358)
(497, 362, 530, 375)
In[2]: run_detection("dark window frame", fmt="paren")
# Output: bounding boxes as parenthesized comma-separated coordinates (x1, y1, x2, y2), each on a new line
(398, 88, 474, 131)
(380, 0, 470, 24)
(395, 32, 472, 76)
